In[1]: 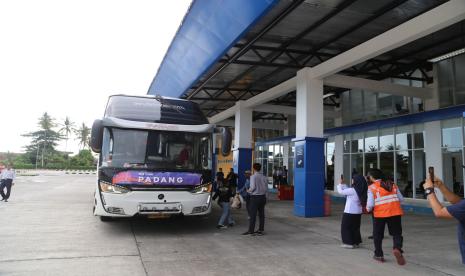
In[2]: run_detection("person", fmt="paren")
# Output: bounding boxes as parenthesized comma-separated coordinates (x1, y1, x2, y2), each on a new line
(282, 166, 288, 185)
(237, 170, 252, 218)
(337, 174, 367, 249)
(216, 168, 224, 182)
(366, 168, 405, 265)
(423, 176, 465, 264)
(226, 168, 237, 191)
(212, 179, 235, 229)
(272, 166, 278, 188)
(242, 163, 267, 236)
(1, 164, 16, 202)
(177, 144, 191, 166)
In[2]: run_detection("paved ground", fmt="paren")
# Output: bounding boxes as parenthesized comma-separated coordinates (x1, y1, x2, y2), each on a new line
(0, 173, 463, 276)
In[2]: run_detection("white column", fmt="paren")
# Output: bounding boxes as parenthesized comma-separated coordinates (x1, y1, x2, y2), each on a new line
(234, 101, 252, 149)
(334, 135, 344, 191)
(424, 120, 444, 202)
(296, 67, 324, 138)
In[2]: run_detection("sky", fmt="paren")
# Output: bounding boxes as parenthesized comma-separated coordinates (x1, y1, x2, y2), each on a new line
(0, 0, 191, 154)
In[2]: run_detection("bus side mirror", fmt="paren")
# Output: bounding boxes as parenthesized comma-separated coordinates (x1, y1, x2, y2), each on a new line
(220, 127, 232, 157)
(90, 119, 103, 153)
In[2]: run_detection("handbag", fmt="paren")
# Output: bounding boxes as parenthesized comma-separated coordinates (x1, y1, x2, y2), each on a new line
(231, 194, 241, 209)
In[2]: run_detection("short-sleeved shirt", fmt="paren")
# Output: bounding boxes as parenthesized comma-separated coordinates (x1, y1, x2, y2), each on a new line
(447, 199, 465, 264)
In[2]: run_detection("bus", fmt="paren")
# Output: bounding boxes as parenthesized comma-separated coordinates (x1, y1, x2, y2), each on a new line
(90, 95, 231, 221)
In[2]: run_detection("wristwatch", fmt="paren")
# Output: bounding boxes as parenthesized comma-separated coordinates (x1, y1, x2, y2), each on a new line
(425, 187, 435, 196)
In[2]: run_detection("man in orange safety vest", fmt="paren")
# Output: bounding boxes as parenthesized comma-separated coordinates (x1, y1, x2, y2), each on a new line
(366, 169, 405, 265)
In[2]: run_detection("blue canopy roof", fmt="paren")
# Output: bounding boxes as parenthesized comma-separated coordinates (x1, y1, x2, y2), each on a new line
(148, 0, 278, 98)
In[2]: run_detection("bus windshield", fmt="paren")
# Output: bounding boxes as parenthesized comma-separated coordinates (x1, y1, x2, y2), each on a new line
(101, 128, 212, 170)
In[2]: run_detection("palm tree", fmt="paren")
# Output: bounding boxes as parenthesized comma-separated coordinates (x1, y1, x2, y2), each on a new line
(75, 123, 91, 150)
(59, 117, 75, 153)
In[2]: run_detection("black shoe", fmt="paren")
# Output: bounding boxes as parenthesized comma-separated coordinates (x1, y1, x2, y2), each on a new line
(254, 231, 264, 236)
(368, 235, 373, 239)
(241, 231, 253, 235)
(216, 224, 227, 229)
(373, 255, 385, 263)
(228, 223, 235, 227)
(4, 199, 8, 202)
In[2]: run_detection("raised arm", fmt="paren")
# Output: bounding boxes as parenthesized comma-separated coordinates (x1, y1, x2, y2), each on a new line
(336, 183, 356, 196)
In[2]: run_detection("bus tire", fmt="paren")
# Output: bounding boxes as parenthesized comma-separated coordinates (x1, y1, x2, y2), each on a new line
(99, 216, 113, 222)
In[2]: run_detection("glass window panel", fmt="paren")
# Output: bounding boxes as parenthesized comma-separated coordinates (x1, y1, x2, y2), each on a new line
(454, 54, 465, 104)
(364, 130, 378, 153)
(442, 148, 464, 198)
(413, 150, 426, 199)
(442, 118, 462, 148)
(326, 142, 335, 165)
(396, 151, 413, 198)
(350, 89, 364, 123)
(351, 132, 364, 153)
(344, 134, 351, 153)
(268, 145, 274, 159)
(413, 124, 425, 149)
(351, 154, 364, 177)
(365, 152, 378, 174)
(343, 154, 351, 182)
(437, 58, 454, 107)
(364, 91, 378, 121)
(379, 152, 395, 181)
(396, 125, 413, 150)
(379, 128, 395, 151)
(378, 93, 393, 118)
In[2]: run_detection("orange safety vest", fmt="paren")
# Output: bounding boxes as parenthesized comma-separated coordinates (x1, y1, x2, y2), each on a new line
(369, 181, 403, 218)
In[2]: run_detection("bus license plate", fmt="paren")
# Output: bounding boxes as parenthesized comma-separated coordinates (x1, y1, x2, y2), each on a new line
(139, 203, 181, 213)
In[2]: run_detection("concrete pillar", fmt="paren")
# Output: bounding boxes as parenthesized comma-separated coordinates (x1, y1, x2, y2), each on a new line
(233, 101, 253, 189)
(293, 68, 325, 217)
(424, 120, 444, 202)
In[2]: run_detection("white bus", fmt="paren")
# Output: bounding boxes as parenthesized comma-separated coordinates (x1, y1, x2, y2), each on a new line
(90, 95, 231, 221)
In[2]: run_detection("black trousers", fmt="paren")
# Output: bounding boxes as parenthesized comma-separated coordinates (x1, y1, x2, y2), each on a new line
(341, 213, 362, 245)
(0, 179, 13, 200)
(244, 194, 251, 217)
(373, 215, 403, 257)
(248, 195, 266, 232)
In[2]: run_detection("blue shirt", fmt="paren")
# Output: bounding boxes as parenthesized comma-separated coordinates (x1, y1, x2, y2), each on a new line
(447, 199, 465, 264)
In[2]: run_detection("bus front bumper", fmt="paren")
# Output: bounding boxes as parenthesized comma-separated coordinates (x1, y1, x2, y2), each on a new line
(94, 189, 212, 217)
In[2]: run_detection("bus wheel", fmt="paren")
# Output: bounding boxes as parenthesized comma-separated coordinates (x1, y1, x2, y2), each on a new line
(99, 216, 113, 222)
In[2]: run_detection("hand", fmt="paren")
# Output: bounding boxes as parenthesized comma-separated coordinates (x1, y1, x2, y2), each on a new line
(423, 178, 433, 189)
(433, 177, 444, 188)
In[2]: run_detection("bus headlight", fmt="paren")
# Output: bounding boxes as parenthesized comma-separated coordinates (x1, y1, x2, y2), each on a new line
(99, 181, 130, 194)
(191, 182, 212, 194)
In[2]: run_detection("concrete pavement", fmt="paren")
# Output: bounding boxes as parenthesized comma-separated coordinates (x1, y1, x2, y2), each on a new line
(0, 173, 462, 275)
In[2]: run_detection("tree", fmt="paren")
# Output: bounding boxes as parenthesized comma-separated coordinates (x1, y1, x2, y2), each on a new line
(75, 123, 91, 150)
(23, 112, 63, 167)
(59, 116, 75, 153)
(70, 149, 95, 167)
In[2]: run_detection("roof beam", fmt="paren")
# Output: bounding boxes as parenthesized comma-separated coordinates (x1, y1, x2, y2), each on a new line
(325, 74, 433, 99)
(215, 119, 286, 131)
(209, 77, 296, 124)
(311, 0, 465, 79)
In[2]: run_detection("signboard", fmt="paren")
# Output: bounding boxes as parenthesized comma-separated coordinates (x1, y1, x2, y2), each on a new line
(112, 171, 202, 186)
(295, 144, 304, 168)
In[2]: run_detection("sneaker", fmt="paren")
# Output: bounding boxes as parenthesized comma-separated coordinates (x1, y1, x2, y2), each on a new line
(392, 248, 406, 266)
(241, 231, 253, 235)
(353, 244, 360, 249)
(340, 244, 354, 249)
(254, 231, 264, 236)
(368, 236, 373, 239)
(4, 199, 7, 202)
(373, 255, 385, 263)
(228, 222, 235, 227)
(216, 225, 227, 229)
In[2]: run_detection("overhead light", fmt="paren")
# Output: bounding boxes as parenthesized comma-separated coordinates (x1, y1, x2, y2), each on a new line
(428, 48, 465, 63)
